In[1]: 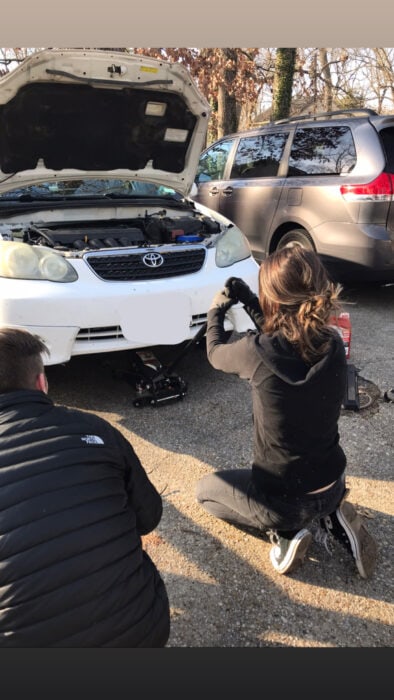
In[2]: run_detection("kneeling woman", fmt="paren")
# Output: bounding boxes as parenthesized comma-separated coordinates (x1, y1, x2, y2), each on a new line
(196, 246, 377, 578)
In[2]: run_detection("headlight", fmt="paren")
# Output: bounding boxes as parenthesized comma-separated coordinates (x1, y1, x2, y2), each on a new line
(215, 226, 251, 267)
(0, 242, 78, 282)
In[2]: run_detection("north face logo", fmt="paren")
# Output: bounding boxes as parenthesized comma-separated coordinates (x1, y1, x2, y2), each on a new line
(81, 435, 104, 445)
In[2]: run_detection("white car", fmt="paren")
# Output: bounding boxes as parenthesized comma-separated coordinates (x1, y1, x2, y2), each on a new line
(0, 49, 259, 366)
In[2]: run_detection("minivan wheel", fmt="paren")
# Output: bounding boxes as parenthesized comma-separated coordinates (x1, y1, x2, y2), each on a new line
(276, 229, 315, 251)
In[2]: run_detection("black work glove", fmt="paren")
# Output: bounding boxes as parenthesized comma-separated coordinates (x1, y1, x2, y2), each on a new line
(209, 288, 236, 311)
(225, 276, 264, 330)
(224, 277, 257, 306)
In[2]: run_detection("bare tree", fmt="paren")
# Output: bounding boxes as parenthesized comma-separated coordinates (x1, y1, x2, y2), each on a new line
(296, 48, 394, 114)
(372, 48, 394, 108)
(0, 47, 38, 75)
(319, 48, 333, 111)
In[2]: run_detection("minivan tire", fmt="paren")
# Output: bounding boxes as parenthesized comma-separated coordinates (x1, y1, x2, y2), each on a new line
(276, 229, 315, 251)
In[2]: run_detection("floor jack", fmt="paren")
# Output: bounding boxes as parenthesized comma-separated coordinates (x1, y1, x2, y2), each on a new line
(115, 308, 361, 409)
(119, 322, 208, 407)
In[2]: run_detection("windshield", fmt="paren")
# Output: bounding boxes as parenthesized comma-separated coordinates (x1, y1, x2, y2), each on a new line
(0, 179, 182, 201)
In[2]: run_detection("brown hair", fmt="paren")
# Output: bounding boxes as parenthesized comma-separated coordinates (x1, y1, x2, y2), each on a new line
(0, 327, 49, 392)
(258, 246, 342, 363)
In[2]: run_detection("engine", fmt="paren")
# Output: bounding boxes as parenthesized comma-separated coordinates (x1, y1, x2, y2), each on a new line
(12, 211, 222, 252)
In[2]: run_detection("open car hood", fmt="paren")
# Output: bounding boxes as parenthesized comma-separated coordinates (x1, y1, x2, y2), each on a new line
(0, 49, 210, 197)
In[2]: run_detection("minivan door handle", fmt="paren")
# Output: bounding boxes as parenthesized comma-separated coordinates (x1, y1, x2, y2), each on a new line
(208, 186, 220, 196)
(222, 187, 233, 196)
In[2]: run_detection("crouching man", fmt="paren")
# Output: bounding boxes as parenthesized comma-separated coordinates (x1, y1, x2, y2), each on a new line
(0, 327, 170, 647)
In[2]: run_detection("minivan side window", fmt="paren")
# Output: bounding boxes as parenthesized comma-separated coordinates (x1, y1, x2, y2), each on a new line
(196, 139, 235, 182)
(288, 126, 357, 176)
(230, 133, 288, 179)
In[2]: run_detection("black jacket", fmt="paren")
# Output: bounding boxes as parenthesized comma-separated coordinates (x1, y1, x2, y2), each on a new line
(0, 390, 169, 647)
(207, 305, 347, 497)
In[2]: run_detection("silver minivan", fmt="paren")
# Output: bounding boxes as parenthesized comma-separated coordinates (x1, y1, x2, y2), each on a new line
(194, 109, 394, 283)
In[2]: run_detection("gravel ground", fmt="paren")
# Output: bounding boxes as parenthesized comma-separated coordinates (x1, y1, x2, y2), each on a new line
(47, 281, 394, 648)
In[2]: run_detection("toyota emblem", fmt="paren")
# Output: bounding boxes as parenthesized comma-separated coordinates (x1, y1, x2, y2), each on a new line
(142, 252, 164, 268)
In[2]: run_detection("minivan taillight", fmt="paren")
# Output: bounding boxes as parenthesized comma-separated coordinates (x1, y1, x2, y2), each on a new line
(340, 172, 394, 201)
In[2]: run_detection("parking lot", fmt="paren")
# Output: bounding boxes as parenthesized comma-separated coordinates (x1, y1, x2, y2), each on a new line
(47, 280, 394, 647)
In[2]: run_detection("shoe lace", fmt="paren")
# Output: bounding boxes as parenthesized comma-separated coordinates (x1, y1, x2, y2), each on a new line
(267, 529, 279, 546)
(311, 517, 335, 555)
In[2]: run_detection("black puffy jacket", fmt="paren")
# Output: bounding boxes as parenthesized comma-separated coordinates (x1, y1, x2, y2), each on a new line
(0, 389, 170, 647)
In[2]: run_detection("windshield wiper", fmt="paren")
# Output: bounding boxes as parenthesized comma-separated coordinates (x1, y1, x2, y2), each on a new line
(1, 194, 68, 202)
(103, 192, 181, 201)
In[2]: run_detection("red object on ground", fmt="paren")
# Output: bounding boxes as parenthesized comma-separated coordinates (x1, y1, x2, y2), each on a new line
(330, 312, 351, 359)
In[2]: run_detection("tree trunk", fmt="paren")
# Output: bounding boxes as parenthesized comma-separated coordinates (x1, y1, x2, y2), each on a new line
(271, 48, 296, 121)
(319, 48, 333, 112)
(217, 49, 238, 138)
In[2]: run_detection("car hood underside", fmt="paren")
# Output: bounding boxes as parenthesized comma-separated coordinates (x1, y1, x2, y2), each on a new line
(0, 49, 210, 196)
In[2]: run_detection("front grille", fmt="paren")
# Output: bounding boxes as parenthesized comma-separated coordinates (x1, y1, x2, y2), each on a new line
(85, 246, 206, 281)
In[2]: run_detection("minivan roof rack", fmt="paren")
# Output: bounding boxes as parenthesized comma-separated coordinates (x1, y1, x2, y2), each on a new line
(274, 108, 379, 124)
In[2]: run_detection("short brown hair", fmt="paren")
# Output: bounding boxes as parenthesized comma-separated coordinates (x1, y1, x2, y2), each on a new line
(0, 327, 49, 392)
(259, 247, 342, 363)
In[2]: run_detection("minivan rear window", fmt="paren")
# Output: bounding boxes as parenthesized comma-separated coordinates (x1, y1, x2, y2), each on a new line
(288, 126, 357, 176)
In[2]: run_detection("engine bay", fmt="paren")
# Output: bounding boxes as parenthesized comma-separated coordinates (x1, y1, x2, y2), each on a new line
(1, 209, 222, 254)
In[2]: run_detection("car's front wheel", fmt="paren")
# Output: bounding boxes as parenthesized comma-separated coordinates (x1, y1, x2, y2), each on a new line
(276, 228, 315, 252)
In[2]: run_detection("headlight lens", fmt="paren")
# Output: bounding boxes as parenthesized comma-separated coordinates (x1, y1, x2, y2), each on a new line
(0, 242, 78, 282)
(215, 225, 251, 267)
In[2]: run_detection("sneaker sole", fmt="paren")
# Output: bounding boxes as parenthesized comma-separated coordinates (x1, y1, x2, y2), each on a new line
(336, 502, 378, 579)
(270, 529, 313, 575)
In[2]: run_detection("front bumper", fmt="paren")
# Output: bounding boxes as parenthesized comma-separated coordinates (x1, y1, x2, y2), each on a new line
(0, 253, 259, 364)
